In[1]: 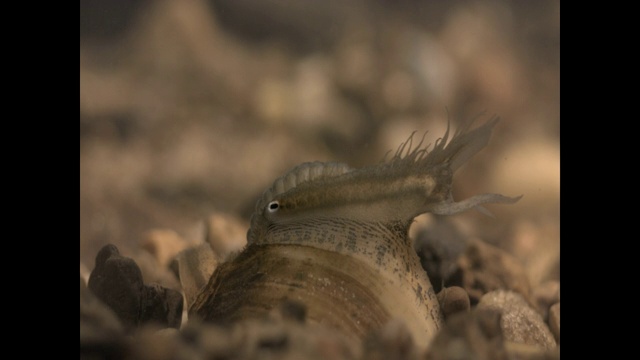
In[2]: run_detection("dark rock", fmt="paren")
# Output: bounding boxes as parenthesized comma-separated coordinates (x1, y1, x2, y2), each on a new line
(448, 238, 531, 305)
(80, 276, 127, 359)
(88, 244, 144, 330)
(88, 244, 185, 331)
(437, 286, 470, 318)
(140, 283, 184, 329)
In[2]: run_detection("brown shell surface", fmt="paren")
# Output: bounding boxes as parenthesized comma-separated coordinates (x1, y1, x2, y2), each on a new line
(192, 217, 444, 349)
(191, 242, 443, 348)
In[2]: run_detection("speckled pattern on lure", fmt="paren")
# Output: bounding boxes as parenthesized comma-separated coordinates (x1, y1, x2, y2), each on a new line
(191, 117, 521, 350)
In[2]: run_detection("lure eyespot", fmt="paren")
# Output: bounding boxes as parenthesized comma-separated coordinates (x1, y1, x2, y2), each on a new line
(267, 201, 279, 213)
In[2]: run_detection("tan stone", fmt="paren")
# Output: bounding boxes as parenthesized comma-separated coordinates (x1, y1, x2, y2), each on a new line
(477, 290, 556, 350)
(141, 229, 189, 267)
(206, 212, 248, 259)
(175, 243, 218, 308)
(437, 286, 470, 318)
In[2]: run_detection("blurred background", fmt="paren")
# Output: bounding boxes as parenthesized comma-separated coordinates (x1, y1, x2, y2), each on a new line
(80, 0, 559, 287)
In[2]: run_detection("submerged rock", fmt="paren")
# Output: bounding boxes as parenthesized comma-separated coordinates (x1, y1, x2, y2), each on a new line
(80, 276, 127, 359)
(88, 244, 184, 331)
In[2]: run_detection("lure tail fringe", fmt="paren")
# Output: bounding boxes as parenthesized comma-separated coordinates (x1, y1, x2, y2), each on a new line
(388, 116, 522, 216)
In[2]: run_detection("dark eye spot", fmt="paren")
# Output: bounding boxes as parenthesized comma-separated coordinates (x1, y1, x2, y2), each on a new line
(267, 201, 279, 213)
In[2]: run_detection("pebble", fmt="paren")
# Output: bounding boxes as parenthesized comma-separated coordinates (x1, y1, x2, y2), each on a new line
(425, 308, 559, 360)
(437, 286, 470, 318)
(476, 290, 556, 350)
(448, 238, 531, 305)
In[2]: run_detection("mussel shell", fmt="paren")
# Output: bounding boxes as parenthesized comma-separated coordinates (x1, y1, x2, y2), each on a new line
(190, 243, 443, 348)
